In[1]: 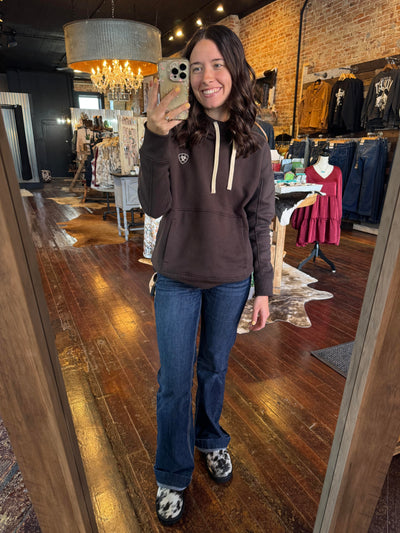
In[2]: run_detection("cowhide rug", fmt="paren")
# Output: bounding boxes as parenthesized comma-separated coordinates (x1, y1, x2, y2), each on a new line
(57, 213, 125, 247)
(0, 417, 40, 532)
(49, 196, 111, 210)
(237, 263, 333, 332)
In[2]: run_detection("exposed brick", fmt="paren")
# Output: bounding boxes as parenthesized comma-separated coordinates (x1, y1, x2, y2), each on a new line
(237, 0, 400, 134)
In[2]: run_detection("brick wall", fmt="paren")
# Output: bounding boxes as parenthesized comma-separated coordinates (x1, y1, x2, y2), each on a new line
(239, 0, 400, 135)
(73, 79, 95, 93)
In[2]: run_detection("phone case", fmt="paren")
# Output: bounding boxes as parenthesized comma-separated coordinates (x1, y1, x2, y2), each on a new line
(158, 59, 190, 120)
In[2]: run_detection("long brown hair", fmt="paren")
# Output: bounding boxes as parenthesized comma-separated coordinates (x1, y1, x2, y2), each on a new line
(173, 25, 261, 158)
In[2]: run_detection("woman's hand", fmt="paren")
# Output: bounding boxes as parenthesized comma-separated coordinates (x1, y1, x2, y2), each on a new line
(146, 79, 190, 136)
(250, 295, 270, 331)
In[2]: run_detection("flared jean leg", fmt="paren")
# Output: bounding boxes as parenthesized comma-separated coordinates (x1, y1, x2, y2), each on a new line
(154, 275, 202, 489)
(194, 277, 250, 451)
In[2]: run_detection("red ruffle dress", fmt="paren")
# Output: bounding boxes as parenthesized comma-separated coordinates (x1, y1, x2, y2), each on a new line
(291, 165, 342, 247)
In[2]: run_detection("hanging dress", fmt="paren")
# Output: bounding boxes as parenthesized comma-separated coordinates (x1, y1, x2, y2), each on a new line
(291, 165, 342, 246)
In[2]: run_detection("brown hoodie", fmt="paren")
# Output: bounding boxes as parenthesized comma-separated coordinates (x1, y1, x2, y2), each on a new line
(138, 118, 275, 296)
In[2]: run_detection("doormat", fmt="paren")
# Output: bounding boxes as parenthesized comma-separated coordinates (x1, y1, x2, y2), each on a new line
(57, 213, 125, 247)
(49, 196, 111, 210)
(311, 341, 354, 377)
(238, 263, 333, 332)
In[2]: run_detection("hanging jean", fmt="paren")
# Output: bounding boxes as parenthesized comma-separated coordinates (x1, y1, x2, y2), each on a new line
(327, 141, 357, 191)
(287, 138, 311, 166)
(153, 274, 250, 490)
(342, 138, 387, 223)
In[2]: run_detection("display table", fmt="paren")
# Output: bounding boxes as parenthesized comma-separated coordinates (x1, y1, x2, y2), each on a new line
(271, 192, 318, 294)
(111, 173, 144, 240)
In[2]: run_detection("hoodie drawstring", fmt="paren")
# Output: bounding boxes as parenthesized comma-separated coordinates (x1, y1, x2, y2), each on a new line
(211, 122, 220, 194)
(227, 140, 237, 191)
(211, 121, 237, 194)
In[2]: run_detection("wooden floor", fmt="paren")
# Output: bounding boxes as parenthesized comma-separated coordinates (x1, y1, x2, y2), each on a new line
(18, 178, 400, 532)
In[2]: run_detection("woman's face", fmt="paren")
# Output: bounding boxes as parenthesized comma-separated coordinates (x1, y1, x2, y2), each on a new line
(189, 38, 232, 122)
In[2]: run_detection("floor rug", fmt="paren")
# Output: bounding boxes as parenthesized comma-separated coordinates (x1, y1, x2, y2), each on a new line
(311, 341, 354, 377)
(0, 416, 41, 532)
(20, 189, 33, 197)
(49, 196, 111, 210)
(238, 263, 333, 332)
(57, 214, 125, 247)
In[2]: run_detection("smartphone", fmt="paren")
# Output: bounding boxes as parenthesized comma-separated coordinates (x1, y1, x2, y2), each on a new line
(158, 58, 190, 120)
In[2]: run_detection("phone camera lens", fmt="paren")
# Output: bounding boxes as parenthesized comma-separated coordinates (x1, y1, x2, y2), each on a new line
(180, 72, 187, 80)
(171, 67, 179, 75)
(179, 63, 187, 70)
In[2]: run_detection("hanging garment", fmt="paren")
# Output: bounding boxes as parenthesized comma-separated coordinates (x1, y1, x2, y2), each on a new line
(91, 136, 120, 188)
(298, 80, 332, 132)
(291, 165, 342, 247)
(328, 77, 364, 134)
(342, 137, 388, 224)
(287, 138, 312, 167)
(361, 69, 400, 129)
(255, 119, 276, 149)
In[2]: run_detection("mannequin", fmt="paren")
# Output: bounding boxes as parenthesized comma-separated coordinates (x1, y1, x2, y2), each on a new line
(291, 151, 342, 272)
(313, 154, 333, 177)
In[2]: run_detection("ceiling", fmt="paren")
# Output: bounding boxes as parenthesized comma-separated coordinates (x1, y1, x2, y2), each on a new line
(0, 0, 274, 75)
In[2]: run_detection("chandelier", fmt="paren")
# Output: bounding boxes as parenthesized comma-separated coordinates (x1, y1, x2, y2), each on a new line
(63, 2, 161, 101)
(90, 59, 144, 100)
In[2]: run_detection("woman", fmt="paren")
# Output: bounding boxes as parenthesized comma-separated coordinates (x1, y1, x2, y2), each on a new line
(138, 24, 275, 525)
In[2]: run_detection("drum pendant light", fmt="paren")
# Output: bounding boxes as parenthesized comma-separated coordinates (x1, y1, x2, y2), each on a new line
(63, 1, 161, 100)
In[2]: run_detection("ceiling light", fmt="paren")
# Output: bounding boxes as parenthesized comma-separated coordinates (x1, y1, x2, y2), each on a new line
(63, 6, 161, 100)
(175, 29, 184, 38)
(216, 4, 224, 12)
(196, 18, 203, 27)
(168, 35, 174, 41)
(0, 13, 3, 22)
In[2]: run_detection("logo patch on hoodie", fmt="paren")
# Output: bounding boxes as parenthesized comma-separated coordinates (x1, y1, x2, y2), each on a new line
(178, 153, 189, 165)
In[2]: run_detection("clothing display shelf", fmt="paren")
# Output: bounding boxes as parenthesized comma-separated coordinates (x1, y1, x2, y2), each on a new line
(111, 173, 143, 240)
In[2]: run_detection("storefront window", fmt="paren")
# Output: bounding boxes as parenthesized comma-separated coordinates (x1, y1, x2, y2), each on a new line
(78, 94, 102, 109)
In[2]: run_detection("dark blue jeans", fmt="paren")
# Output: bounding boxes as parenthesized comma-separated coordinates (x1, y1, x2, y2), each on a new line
(287, 138, 312, 166)
(328, 141, 357, 190)
(342, 138, 387, 222)
(153, 274, 250, 490)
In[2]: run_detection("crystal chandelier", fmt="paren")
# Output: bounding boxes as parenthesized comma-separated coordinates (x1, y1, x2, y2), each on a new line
(91, 59, 144, 100)
(63, 0, 161, 101)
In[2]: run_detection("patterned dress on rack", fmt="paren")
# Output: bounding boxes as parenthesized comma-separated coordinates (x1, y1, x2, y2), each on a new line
(291, 165, 342, 247)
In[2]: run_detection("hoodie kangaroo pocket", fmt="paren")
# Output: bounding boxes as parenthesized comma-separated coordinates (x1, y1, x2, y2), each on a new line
(161, 210, 251, 281)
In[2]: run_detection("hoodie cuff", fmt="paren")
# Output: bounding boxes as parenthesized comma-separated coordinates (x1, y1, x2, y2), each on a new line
(140, 123, 170, 161)
(254, 269, 274, 297)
